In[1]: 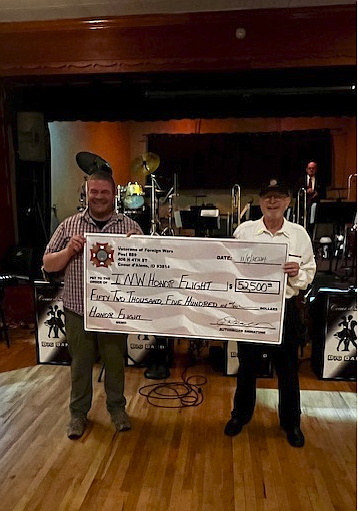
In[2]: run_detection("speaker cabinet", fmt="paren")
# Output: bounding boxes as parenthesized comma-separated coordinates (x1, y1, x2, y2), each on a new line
(17, 112, 46, 162)
(34, 280, 71, 366)
(311, 288, 357, 380)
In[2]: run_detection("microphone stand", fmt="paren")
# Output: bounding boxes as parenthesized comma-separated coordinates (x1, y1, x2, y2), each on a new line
(142, 159, 159, 236)
(160, 186, 175, 236)
(160, 172, 179, 236)
(149, 173, 160, 235)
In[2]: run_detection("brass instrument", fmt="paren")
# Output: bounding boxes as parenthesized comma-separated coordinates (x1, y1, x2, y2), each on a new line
(296, 187, 307, 229)
(227, 184, 241, 236)
(346, 173, 357, 201)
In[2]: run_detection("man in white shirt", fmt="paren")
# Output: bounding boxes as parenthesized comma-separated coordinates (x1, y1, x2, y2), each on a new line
(224, 178, 316, 447)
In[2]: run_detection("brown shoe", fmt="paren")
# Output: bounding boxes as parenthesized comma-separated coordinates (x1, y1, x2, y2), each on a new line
(111, 410, 131, 432)
(67, 416, 86, 439)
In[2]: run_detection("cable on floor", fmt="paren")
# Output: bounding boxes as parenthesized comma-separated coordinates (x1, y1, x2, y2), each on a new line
(138, 368, 207, 408)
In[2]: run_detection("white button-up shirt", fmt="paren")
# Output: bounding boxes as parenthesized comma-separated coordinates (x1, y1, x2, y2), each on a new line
(233, 217, 316, 299)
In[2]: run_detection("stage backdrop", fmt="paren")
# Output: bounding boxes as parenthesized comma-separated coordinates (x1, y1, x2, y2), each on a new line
(147, 129, 332, 191)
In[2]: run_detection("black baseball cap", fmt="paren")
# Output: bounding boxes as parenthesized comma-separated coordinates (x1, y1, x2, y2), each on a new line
(259, 178, 290, 197)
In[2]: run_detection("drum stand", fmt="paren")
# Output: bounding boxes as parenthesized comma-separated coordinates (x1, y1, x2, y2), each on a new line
(149, 174, 161, 235)
(337, 224, 357, 281)
(115, 184, 122, 214)
(77, 178, 87, 212)
(160, 187, 176, 236)
(159, 173, 178, 236)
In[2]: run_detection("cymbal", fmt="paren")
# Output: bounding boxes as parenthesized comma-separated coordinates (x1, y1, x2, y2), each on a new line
(131, 152, 160, 176)
(76, 151, 112, 175)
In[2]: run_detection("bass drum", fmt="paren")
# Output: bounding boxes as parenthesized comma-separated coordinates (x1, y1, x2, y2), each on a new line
(126, 334, 173, 369)
(123, 181, 144, 210)
(123, 207, 150, 234)
(126, 334, 157, 366)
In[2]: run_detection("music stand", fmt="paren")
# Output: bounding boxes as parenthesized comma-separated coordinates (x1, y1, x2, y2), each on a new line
(316, 202, 356, 226)
(174, 208, 220, 237)
(199, 208, 220, 236)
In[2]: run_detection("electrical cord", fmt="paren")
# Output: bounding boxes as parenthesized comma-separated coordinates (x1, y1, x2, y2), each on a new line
(138, 368, 207, 408)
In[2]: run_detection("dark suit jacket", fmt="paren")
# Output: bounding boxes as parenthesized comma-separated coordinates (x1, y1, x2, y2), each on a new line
(294, 174, 326, 204)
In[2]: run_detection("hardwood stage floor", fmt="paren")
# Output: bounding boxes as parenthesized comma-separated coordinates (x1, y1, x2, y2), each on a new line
(0, 330, 356, 511)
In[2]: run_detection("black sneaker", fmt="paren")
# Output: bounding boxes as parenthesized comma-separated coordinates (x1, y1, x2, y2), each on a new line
(224, 417, 243, 436)
(286, 426, 305, 447)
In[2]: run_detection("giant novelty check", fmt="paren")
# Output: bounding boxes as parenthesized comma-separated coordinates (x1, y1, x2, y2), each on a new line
(84, 234, 288, 344)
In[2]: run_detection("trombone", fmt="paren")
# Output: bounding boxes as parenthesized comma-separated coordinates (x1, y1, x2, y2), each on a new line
(296, 187, 307, 229)
(227, 184, 241, 236)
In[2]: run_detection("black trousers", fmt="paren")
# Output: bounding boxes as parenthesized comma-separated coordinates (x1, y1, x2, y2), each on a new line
(232, 298, 302, 429)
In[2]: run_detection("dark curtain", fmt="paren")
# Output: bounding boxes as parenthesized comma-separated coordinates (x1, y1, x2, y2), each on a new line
(147, 129, 332, 192)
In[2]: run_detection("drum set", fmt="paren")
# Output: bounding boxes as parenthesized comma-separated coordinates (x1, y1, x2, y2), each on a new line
(118, 181, 145, 211)
(75, 151, 177, 236)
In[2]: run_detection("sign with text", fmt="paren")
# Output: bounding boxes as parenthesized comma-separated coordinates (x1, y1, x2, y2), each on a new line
(35, 281, 71, 365)
(84, 235, 288, 344)
(322, 293, 357, 379)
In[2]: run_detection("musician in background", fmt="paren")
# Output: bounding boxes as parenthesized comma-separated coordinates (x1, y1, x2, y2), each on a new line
(299, 161, 326, 205)
(296, 161, 326, 238)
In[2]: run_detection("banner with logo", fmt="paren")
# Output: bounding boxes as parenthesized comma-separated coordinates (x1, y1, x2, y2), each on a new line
(322, 293, 357, 379)
(35, 281, 71, 365)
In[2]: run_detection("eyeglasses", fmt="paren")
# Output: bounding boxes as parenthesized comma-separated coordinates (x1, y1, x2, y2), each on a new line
(261, 194, 288, 201)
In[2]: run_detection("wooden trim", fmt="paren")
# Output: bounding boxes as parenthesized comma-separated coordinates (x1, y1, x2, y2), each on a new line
(0, 5, 355, 31)
(0, 6, 355, 76)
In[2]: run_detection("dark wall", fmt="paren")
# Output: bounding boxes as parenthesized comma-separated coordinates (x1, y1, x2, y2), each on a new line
(148, 130, 332, 191)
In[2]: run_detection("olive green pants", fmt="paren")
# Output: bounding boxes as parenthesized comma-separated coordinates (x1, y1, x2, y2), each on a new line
(65, 309, 127, 417)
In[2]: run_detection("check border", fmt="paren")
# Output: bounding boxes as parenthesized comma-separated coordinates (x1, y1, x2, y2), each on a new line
(84, 234, 288, 344)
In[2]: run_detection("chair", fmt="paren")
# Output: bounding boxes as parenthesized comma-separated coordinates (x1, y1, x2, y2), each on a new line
(0, 274, 31, 347)
(0, 275, 23, 347)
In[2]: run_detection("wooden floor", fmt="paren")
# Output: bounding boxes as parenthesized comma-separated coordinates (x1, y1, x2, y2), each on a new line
(0, 328, 356, 511)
